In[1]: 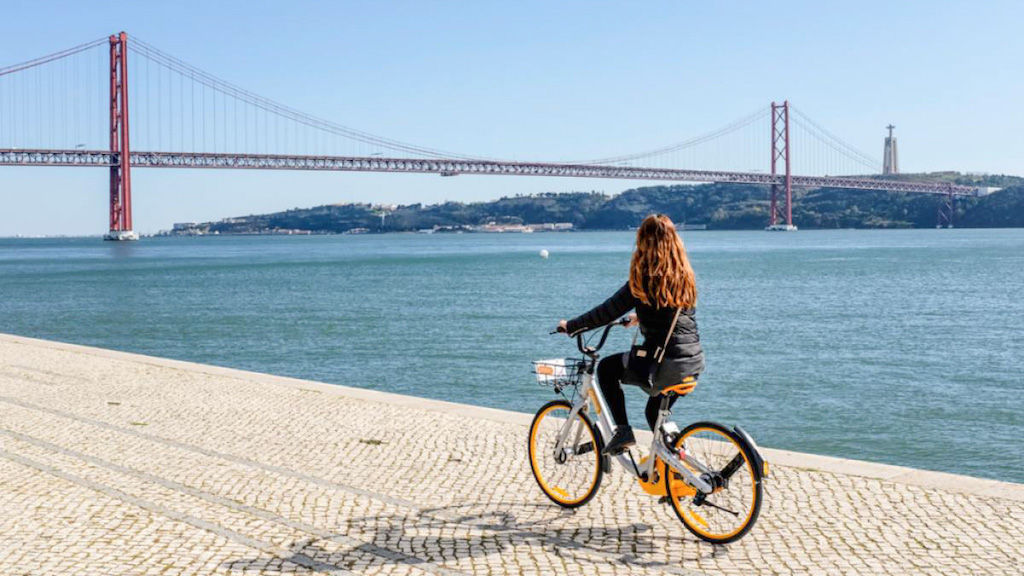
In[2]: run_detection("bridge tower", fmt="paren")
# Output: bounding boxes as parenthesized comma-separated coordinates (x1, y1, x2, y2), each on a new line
(105, 32, 137, 241)
(767, 101, 797, 231)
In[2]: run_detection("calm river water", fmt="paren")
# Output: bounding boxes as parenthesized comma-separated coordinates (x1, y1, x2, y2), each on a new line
(1, 230, 1021, 482)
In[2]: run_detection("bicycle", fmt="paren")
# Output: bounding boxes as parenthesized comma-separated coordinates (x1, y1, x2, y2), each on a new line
(528, 318, 768, 544)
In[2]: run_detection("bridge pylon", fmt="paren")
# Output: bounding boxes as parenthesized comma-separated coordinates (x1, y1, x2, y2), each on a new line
(936, 187, 955, 228)
(104, 32, 137, 241)
(767, 101, 797, 231)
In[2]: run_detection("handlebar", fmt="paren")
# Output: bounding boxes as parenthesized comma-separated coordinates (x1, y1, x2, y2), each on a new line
(552, 317, 632, 357)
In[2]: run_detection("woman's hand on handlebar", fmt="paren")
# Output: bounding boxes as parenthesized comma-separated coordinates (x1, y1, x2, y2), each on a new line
(554, 319, 568, 335)
(552, 316, 630, 336)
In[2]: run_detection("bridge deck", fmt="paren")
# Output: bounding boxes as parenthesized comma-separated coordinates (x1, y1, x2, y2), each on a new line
(0, 148, 980, 196)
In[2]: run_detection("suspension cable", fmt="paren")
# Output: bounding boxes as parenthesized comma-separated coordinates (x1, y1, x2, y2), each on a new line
(0, 37, 107, 78)
(572, 107, 771, 165)
(790, 106, 879, 171)
(130, 36, 487, 160)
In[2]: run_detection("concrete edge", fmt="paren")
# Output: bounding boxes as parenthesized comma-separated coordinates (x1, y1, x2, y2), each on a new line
(3, 332, 1022, 503)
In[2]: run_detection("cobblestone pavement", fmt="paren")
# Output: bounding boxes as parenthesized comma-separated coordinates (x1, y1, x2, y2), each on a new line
(0, 336, 1022, 576)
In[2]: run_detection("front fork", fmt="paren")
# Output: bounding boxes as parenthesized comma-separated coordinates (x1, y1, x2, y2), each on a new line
(550, 374, 619, 472)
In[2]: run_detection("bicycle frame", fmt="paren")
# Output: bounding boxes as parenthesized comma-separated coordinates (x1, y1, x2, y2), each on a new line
(554, 353, 716, 495)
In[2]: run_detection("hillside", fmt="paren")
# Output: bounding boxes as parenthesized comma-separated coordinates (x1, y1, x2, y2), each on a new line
(169, 172, 1024, 234)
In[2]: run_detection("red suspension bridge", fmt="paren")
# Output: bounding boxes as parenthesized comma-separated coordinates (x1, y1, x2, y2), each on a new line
(0, 32, 980, 239)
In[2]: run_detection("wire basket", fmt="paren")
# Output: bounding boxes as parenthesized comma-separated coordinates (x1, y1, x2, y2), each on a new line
(533, 358, 584, 389)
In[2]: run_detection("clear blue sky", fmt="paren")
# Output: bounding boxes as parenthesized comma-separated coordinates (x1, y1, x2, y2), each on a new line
(1, 0, 1022, 235)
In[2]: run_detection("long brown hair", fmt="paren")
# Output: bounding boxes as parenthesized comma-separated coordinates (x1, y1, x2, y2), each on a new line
(628, 214, 697, 309)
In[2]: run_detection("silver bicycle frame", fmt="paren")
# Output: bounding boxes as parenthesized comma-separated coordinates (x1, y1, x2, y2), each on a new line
(556, 366, 714, 494)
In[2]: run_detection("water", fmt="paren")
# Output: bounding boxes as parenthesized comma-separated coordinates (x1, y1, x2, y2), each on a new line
(1, 230, 1022, 483)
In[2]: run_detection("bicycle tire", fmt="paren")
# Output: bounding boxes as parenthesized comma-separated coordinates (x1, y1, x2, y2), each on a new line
(527, 400, 604, 508)
(665, 420, 763, 544)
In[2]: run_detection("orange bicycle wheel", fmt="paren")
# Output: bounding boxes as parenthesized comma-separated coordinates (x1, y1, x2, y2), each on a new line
(665, 421, 762, 544)
(528, 400, 603, 508)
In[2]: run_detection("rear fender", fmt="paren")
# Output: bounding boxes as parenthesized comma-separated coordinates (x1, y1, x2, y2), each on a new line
(732, 425, 767, 480)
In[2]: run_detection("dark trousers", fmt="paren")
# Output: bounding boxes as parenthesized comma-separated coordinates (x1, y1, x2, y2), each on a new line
(597, 352, 679, 430)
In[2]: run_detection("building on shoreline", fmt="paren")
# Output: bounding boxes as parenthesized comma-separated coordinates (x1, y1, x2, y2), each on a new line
(464, 222, 574, 233)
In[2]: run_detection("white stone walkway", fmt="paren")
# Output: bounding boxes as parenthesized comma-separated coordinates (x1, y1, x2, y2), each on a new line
(0, 333, 1021, 575)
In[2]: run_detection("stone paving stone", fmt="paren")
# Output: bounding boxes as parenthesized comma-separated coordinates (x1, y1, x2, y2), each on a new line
(0, 337, 1022, 575)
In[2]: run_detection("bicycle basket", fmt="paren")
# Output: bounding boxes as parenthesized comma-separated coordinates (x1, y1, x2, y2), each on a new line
(533, 358, 584, 388)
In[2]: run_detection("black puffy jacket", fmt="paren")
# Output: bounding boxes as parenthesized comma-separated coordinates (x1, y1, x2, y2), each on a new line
(566, 282, 704, 384)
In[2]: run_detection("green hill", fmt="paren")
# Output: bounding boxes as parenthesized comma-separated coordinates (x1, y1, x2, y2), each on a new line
(178, 172, 1024, 234)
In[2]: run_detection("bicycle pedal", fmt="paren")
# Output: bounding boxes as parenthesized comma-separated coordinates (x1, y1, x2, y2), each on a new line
(657, 496, 669, 505)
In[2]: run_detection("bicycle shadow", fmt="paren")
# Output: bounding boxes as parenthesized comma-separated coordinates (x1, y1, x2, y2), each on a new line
(416, 502, 730, 566)
(220, 501, 727, 574)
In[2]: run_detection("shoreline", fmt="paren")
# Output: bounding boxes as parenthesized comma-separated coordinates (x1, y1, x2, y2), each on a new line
(7, 226, 1024, 240)
(2, 331, 1020, 502)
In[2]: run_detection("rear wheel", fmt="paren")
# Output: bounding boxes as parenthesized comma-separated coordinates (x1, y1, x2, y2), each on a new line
(665, 421, 762, 544)
(527, 400, 603, 508)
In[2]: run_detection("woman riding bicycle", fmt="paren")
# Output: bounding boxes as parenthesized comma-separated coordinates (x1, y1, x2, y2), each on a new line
(557, 214, 704, 456)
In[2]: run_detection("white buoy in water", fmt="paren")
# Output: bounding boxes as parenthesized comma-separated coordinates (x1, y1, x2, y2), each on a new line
(539, 249, 549, 259)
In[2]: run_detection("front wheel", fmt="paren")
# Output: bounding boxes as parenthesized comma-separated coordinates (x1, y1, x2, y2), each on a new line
(527, 400, 603, 508)
(665, 421, 763, 544)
